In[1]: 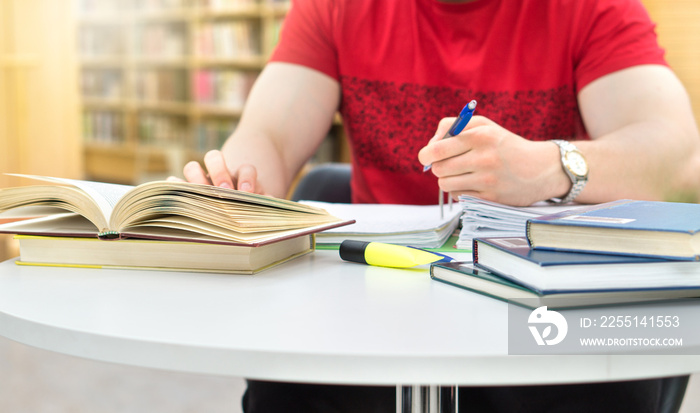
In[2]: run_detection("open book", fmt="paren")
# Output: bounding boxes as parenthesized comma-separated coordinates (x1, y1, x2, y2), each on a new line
(0, 175, 352, 246)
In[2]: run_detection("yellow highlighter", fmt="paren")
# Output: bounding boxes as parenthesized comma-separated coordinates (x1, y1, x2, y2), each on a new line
(339, 240, 454, 268)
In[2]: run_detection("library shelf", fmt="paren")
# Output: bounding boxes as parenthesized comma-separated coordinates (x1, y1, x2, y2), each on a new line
(77, 0, 347, 187)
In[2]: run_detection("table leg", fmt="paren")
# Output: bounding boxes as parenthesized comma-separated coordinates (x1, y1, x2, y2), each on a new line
(397, 385, 458, 413)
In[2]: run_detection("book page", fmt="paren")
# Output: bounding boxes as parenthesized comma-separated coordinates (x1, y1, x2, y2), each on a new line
(460, 195, 584, 217)
(457, 195, 589, 247)
(59, 178, 133, 217)
(0, 213, 99, 236)
(8, 174, 134, 220)
(300, 202, 462, 235)
(297, 202, 462, 248)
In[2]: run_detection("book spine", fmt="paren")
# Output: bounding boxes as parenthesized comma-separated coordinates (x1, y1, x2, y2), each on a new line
(472, 238, 480, 263)
(525, 220, 535, 247)
(98, 230, 120, 239)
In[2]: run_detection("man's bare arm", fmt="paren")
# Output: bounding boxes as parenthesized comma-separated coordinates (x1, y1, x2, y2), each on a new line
(574, 64, 700, 203)
(182, 62, 341, 198)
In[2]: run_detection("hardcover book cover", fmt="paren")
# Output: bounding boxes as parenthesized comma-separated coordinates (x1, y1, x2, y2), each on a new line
(472, 236, 700, 292)
(431, 259, 700, 309)
(526, 200, 700, 260)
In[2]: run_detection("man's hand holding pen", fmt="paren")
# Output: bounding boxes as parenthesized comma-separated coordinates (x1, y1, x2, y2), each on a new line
(418, 112, 569, 208)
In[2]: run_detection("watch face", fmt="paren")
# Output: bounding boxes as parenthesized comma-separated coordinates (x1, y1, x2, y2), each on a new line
(564, 152, 588, 177)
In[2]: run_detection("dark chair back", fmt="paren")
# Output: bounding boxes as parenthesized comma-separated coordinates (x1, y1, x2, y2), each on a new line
(291, 163, 352, 203)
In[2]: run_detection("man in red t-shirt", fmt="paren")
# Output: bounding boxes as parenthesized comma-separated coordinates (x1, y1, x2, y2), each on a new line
(182, 0, 699, 207)
(177, 0, 700, 411)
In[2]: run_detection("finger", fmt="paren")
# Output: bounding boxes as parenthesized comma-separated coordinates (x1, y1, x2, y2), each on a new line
(419, 133, 474, 173)
(203, 150, 234, 189)
(419, 117, 473, 167)
(183, 161, 211, 185)
(438, 166, 495, 194)
(235, 164, 260, 193)
(166, 176, 185, 182)
(430, 142, 479, 179)
(429, 117, 458, 143)
(465, 115, 491, 128)
(440, 177, 484, 196)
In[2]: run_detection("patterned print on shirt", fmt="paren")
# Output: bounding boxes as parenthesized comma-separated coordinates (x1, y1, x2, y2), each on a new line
(340, 76, 584, 173)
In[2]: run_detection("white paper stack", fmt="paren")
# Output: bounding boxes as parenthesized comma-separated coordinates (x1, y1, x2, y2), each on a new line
(300, 201, 463, 249)
(457, 195, 585, 249)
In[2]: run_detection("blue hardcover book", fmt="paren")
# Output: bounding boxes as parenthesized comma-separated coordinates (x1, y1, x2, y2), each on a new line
(471, 236, 700, 294)
(430, 260, 700, 309)
(526, 199, 700, 260)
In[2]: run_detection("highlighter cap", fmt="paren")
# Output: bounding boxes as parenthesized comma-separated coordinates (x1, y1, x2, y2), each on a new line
(339, 240, 370, 265)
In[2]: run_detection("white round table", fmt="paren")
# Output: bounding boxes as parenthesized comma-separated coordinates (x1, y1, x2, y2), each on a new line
(2, 251, 700, 411)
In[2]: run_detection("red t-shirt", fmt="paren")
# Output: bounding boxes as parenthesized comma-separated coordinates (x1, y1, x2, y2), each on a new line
(270, 0, 667, 204)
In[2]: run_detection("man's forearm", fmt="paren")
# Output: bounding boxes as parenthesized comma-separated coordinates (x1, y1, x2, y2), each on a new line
(219, 63, 342, 198)
(573, 119, 700, 203)
(574, 65, 700, 204)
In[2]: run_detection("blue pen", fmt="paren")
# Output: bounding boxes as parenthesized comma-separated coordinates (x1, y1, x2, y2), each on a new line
(424, 100, 477, 218)
(423, 100, 477, 172)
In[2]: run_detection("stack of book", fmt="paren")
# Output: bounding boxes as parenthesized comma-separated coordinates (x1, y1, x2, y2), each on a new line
(0, 175, 352, 274)
(456, 195, 584, 249)
(432, 199, 700, 308)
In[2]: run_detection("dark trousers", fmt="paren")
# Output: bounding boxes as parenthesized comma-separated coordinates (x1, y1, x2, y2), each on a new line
(242, 377, 685, 413)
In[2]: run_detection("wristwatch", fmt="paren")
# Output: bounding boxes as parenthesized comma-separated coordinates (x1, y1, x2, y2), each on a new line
(548, 140, 589, 204)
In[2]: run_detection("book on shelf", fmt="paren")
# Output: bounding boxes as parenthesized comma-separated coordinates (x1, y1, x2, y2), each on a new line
(468, 236, 700, 302)
(192, 70, 257, 109)
(13, 234, 312, 274)
(135, 24, 187, 59)
(198, 0, 260, 10)
(456, 195, 585, 249)
(193, 21, 260, 59)
(194, 119, 238, 152)
(138, 114, 187, 145)
(430, 260, 700, 309)
(78, 0, 124, 14)
(81, 69, 123, 100)
(300, 201, 462, 249)
(79, 26, 124, 57)
(526, 199, 700, 260)
(0, 174, 352, 246)
(83, 111, 124, 144)
(135, 69, 188, 103)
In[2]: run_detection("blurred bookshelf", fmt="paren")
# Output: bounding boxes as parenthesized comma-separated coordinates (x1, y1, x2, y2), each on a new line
(76, 0, 348, 186)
